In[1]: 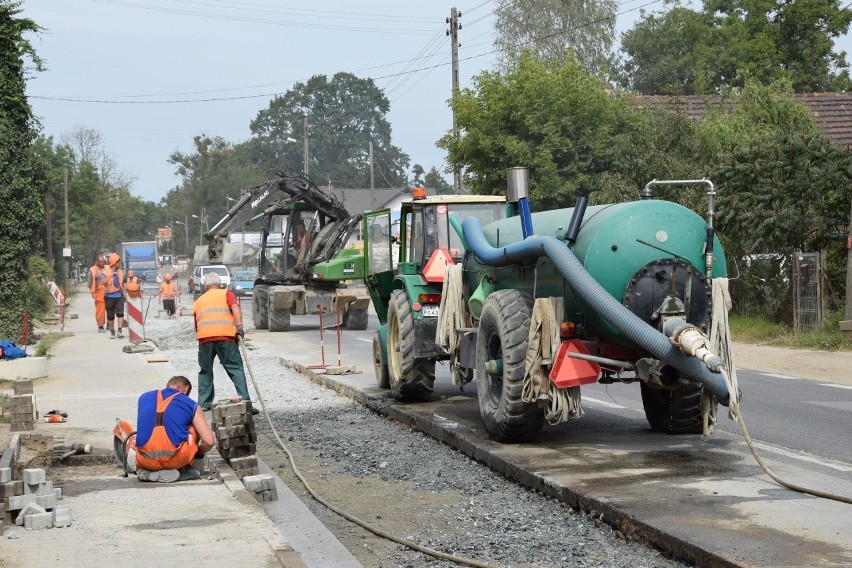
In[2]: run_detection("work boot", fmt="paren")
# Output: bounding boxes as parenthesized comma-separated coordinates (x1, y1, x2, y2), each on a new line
(117, 330, 125, 339)
(98, 326, 105, 333)
(109, 329, 116, 339)
(178, 466, 201, 481)
(138, 469, 179, 483)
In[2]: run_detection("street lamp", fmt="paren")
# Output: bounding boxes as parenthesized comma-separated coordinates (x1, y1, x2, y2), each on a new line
(173, 220, 189, 255)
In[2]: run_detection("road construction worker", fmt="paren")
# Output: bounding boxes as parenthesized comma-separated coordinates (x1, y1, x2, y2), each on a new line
(193, 272, 255, 413)
(103, 253, 126, 339)
(87, 255, 108, 332)
(158, 273, 179, 317)
(115, 375, 215, 482)
(125, 270, 142, 299)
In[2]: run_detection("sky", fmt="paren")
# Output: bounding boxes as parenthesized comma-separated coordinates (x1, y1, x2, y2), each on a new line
(21, 1, 852, 204)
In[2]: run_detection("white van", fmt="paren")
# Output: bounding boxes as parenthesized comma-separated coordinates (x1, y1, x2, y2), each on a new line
(192, 265, 231, 294)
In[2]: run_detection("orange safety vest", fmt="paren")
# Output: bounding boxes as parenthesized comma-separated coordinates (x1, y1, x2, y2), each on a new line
(126, 276, 142, 298)
(104, 268, 124, 295)
(159, 281, 177, 300)
(135, 390, 198, 471)
(89, 265, 108, 295)
(194, 288, 237, 340)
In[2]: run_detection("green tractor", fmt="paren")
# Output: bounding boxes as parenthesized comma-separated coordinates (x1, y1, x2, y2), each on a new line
(365, 191, 509, 399)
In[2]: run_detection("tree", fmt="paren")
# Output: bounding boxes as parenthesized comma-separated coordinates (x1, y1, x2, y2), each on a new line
(0, 1, 46, 339)
(440, 52, 642, 209)
(167, 134, 263, 252)
(245, 72, 409, 188)
(424, 166, 452, 194)
(618, 0, 852, 95)
(411, 164, 425, 185)
(494, 0, 617, 75)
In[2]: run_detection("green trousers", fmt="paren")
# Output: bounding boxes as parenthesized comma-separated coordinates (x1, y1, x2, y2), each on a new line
(197, 340, 250, 410)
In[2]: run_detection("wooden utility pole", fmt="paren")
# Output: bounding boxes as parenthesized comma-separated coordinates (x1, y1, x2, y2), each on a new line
(369, 141, 375, 209)
(45, 193, 53, 267)
(448, 7, 461, 193)
(303, 116, 309, 178)
(841, 198, 852, 334)
(63, 169, 70, 280)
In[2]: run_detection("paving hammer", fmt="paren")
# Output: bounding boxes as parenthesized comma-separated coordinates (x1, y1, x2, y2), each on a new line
(59, 443, 92, 462)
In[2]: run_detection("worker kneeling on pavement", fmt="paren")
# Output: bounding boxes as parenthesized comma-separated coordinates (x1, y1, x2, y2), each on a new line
(115, 375, 215, 483)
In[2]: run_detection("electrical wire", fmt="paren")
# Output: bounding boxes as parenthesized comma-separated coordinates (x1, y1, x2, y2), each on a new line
(238, 339, 503, 568)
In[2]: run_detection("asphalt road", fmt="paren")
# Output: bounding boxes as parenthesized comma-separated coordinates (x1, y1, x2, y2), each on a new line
(236, 307, 852, 567)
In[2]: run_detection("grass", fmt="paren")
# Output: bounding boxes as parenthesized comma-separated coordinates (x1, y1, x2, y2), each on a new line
(34, 332, 70, 357)
(729, 311, 852, 351)
(0, 393, 8, 423)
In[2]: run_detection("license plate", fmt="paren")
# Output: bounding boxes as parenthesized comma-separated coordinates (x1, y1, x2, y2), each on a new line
(421, 304, 439, 317)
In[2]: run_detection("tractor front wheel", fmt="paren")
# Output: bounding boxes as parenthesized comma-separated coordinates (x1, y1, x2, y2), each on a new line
(387, 290, 435, 401)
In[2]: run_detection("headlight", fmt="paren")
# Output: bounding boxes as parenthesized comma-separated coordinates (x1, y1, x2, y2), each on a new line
(235, 285, 243, 290)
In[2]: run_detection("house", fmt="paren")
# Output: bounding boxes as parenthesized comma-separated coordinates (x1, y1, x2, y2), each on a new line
(633, 92, 852, 148)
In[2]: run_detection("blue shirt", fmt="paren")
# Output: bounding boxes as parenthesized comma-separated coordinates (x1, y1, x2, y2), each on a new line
(136, 388, 198, 447)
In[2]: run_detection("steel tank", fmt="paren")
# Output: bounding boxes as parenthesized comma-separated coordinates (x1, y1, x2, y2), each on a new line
(464, 199, 727, 348)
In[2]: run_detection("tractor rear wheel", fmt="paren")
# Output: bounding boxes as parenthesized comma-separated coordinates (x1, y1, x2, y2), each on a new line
(640, 380, 708, 434)
(476, 289, 543, 442)
(253, 285, 269, 330)
(387, 290, 435, 401)
(268, 305, 291, 332)
(373, 330, 390, 389)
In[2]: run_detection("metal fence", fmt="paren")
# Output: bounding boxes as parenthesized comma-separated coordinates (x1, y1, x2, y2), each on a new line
(793, 252, 822, 332)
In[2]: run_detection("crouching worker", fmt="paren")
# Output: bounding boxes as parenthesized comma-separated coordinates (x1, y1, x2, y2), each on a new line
(114, 375, 215, 482)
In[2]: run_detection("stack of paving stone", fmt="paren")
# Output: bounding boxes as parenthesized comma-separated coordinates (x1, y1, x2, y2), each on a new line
(9, 379, 36, 432)
(1, 467, 70, 529)
(241, 473, 278, 502)
(210, 400, 259, 480)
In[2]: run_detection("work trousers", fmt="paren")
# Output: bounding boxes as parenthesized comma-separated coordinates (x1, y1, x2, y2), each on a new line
(105, 295, 125, 321)
(93, 292, 106, 328)
(197, 340, 250, 410)
(163, 299, 176, 316)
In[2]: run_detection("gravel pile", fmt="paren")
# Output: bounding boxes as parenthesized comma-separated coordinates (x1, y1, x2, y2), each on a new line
(145, 314, 687, 568)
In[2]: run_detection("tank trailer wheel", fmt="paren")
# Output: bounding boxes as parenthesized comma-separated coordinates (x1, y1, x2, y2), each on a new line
(640, 380, 708, 434)
(386, 289, 435, 401)
(252, 285, 269, 330)
(373, 329, 390, 389)
(475, 289, 543, 442)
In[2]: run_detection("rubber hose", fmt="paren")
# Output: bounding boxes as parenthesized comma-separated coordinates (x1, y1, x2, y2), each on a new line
(462, 217, 730, 405)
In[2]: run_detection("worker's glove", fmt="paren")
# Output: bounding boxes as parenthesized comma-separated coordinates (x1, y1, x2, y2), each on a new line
(236, 326, 245, 339)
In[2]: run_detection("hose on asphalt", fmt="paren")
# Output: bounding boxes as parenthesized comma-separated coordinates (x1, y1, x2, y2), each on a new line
(719, 368, 852, 504)
(238, 339, 503, 568)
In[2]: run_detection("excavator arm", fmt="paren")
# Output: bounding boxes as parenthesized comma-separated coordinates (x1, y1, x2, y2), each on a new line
(205, 172, 358, 270)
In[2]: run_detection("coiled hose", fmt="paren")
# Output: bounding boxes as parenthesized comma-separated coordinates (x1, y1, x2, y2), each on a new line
(461, 217, 730, 406)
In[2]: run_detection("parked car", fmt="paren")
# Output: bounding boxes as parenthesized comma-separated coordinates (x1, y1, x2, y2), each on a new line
(192, 265, 231, 295)
(228, 270, 258, 297)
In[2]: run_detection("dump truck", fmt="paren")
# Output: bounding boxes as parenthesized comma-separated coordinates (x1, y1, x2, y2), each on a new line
(204, 172, 370, 332)
(120, 241, 159, 292)
(366, 169, 734, 442)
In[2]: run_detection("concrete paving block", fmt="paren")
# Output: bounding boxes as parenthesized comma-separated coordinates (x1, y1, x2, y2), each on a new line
(0, 468, 10, 484)
(53, 506, 72, 528)
(23, 511, 53, 530)
(14, 502, 46, 526)
(234, 467, 259, 480)
(53, 487, 62, 500)
(0, 356, 48, 380)
(22, 469, 46, 485)
(10, 423, 34, 432)
(241, 474, 272, 493)
(35, 493, 57, 510)
(228, 455, 258, 470)
(2, 481, 23, 498)
(13, 379, 33, 395)
(0, 448, 15, 470)
(7, 493, 36, 511)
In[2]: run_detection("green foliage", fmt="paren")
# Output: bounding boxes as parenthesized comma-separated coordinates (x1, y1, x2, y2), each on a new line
(0, 1, 47, 341)
(34, 331, 67, 357)
(730, 312, 852, 350)
(618, 0, 852, 94)
(424, 166, 452, 194)
(493, 0, 617, 75)
(23, 256, 55, 325)
(244, 72, 410, 188)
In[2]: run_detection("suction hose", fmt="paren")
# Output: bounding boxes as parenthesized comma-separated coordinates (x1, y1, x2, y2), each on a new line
(462, 217, 730, 406)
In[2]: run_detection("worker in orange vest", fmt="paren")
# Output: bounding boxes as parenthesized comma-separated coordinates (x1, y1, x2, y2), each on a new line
(87, 255, 108, 332)
(193, 272, 254, 413)
(158, 273, 179, 317)
(114, 375, 215, 482)
(103, 253, 126, 339)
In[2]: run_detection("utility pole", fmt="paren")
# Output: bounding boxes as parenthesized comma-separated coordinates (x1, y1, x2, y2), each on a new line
(447, 7, 462, 193)
(303, 116, 309, 178)
(841, 197, 852, 335)
(369, 141, 375, 209)
(63, 168, 71, 281)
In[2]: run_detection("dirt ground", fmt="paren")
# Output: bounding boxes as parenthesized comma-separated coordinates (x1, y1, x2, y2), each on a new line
(732, 343, 852, 385)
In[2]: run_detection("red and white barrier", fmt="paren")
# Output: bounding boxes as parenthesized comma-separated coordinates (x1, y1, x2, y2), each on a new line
(126, 295, 144, 343)
(47, 281, 66, 331)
